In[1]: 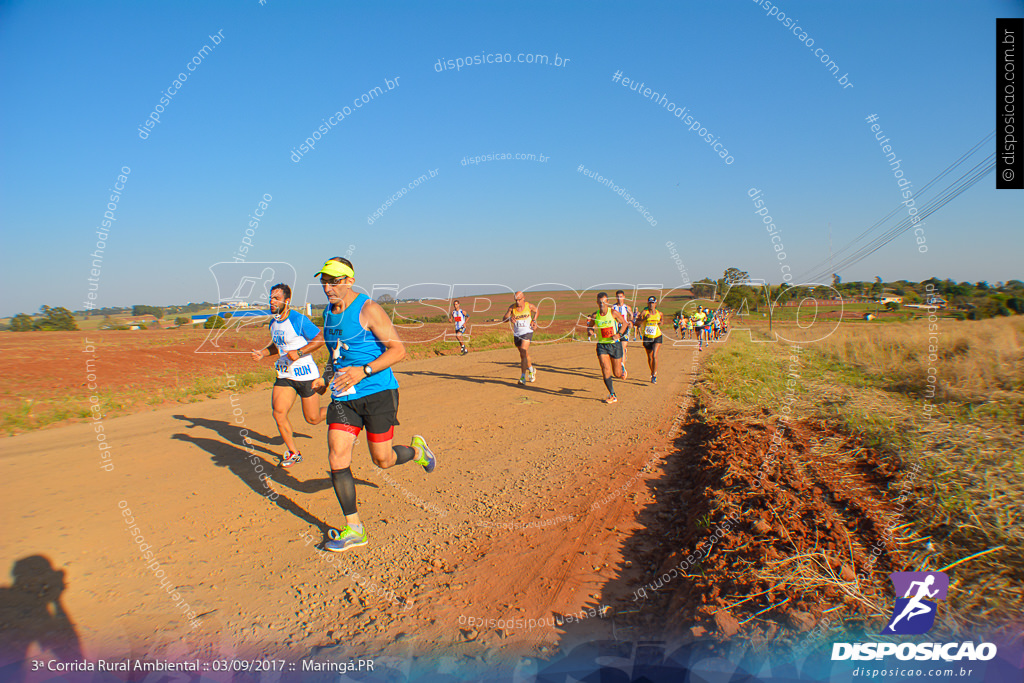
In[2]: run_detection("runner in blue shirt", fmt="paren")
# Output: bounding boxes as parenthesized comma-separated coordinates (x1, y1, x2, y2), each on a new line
(251, 283, 326, 467)
(316, 257, 437, 552)
(450, 300, 470, 355)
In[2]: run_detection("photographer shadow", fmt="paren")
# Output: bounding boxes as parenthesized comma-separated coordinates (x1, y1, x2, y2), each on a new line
(0, 555, 81, 683)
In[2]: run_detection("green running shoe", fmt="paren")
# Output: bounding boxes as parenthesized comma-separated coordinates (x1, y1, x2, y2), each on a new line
(325, 525, 367, 552)
(410, 435, 436, 473)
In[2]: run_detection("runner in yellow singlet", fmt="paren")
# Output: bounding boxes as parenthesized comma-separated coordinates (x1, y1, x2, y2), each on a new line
(693, 308, 707, 351)
(587, 292, 629, 404)
(636, 296, 664, 384)
(502, 291, 538, 385)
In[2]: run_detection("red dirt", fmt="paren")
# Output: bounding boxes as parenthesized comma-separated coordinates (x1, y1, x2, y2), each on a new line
(607, 411, 910, 647)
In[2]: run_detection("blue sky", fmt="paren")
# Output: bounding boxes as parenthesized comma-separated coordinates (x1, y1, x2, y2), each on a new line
(1, 0, 1021, 316)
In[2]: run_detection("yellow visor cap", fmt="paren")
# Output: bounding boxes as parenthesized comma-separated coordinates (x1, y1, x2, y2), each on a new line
(314, 260, 354, 279)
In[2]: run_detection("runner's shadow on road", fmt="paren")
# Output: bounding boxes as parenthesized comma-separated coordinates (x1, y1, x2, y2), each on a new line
(402, 369, 587, 400)
(487, 359, 645, 384)
(171, 434, 376, 530)
(0, 555, 81, 683)
(171, 414, 316, 455)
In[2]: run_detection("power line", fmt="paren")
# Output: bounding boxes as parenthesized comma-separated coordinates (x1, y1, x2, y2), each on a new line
(805, 158, 994, 283)
(798, 132, 995, 283)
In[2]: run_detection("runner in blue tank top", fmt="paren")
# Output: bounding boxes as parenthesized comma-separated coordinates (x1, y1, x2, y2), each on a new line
(315, 257, 437, 552)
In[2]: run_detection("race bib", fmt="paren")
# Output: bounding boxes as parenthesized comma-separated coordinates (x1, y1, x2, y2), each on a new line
(601, 326, 615, 338)
(332, 384, 356, 398)
(644, 324, 658, 337)
(275, 357, 290, 378)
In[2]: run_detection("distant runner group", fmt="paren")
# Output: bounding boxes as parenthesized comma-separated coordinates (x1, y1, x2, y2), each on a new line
(251, 262, 730, 552)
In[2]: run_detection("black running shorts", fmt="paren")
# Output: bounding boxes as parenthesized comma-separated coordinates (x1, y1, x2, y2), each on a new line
(596, 341, 624, 359)
(274, 377, 317, 398)
(642, 335, 664, 350)
(328, 388, 400, 435)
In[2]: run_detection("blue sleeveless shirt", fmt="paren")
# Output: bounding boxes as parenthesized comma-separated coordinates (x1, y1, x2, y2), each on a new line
(324, 293, 399, 401)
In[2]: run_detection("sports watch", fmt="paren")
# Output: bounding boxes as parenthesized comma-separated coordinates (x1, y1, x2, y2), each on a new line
(363, 365, 374, 376)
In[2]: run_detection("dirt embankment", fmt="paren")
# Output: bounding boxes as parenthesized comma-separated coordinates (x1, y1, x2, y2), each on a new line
(596, 408, 911, 648)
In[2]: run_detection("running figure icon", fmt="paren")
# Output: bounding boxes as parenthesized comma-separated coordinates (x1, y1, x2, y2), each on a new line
(882, 571, 948, 635)
(886, 575, 939, 631)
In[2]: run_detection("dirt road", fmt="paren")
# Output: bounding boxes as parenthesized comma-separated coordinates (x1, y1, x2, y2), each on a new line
(1, 338, 704, 667)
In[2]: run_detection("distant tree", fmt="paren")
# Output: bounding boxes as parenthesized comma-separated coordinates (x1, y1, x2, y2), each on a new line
(132, 305, 164, 319)
(983, 293, 1013, 317)
(724, 284, 757, 311)
(950, 282, 975, 299)
(36, 306, 78, 331)
(10, 313, 35, 331)
(967, 296, 1003, 320)
(832, 273, 841, 286)
(691, 278, 717, 300)
(723, 267, 750, 286)
(203, 315, 227, 329)
(175, 316, 191, 326)
(884, 301, 900, 311)
(377, 294, 396, 305)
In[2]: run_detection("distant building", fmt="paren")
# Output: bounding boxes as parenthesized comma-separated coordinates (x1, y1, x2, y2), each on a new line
(877, 295, 903, 305)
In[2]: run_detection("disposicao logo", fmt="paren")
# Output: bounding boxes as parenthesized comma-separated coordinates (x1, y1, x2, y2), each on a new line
(831, 570, 998, 662)
(883, 571, 948, 635)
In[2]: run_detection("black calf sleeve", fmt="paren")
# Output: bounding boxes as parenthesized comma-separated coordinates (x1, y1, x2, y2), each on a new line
(330, 467, 357, 515)
(393, 445, 416, 465)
